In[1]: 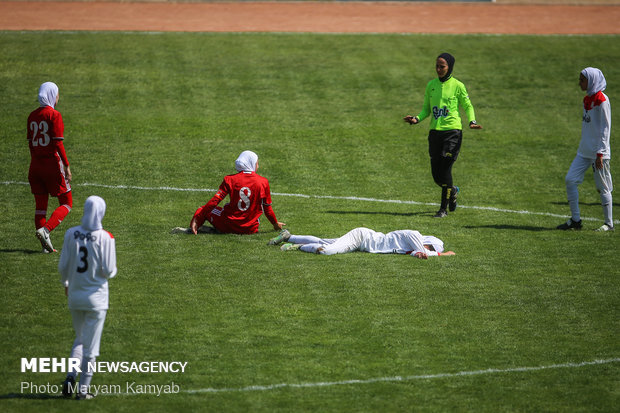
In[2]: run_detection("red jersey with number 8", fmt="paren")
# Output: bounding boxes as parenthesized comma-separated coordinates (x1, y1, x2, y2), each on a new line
(194, 171, 275, 234)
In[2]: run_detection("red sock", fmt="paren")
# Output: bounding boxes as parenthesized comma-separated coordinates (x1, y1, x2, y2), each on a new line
(45, 192, 73, 232)
(34, 194, 49, 230)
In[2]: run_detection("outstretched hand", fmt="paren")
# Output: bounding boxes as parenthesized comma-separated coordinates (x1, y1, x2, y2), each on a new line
(441, 251, 456, 256)
(469, 123, 482, 129)
(403, 115, 418, 125)
(274, 221, 286, 231)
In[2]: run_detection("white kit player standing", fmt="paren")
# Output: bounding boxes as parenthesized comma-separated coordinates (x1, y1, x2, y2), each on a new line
(58, 195, 117, 400)
(558, 67, 613, 231)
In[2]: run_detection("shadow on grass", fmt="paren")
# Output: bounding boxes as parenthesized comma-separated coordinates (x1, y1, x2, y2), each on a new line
(169, 226, 221, 235)
(325, 210, 434, 217)
(0, 249, 43, 254)
(551, 201, 620, 207)
(0, 393, 64, 400)
(464, 225, 554, 232)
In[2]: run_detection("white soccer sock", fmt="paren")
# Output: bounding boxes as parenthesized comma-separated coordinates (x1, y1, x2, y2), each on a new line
(601, 197, 613, 227)
(67, 339, 82, 379)
(566, 183, 581, 221)
(289, 235, 323, 244)
(79, 356, 95, 394)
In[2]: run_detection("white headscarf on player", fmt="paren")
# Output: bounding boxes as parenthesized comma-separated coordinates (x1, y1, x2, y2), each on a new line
(581, 67, 606, 96)
(82, 195, 107, 231)
(38, 81, 59, 108)
(422, 235, 444, 253)
(235, 150, 259, 173)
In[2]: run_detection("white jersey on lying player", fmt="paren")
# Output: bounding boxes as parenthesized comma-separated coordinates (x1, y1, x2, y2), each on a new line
(291, 227, 444, 257)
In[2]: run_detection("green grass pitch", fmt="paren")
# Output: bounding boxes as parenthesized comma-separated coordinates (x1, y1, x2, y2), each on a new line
(0, 31, 618, 412)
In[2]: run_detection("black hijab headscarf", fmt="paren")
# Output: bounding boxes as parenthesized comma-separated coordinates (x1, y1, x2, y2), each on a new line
(437, 53, 455, 83)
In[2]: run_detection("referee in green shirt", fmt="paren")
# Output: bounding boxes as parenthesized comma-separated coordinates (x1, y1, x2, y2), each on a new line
(405, 53, 482, 218)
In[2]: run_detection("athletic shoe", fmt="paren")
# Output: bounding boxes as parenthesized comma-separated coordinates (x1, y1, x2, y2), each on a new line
(556, 218, 582, 230)
(170, 227, 191, 234)
(433, 209, 448, 218)
(595, 224, 614, 232)
(62, 376, 75, 398)
(449, 186, 459, 212)
(36, 227, 56, 253)
(280, 242, 300, 251)
(268, 229, 291, 245)
(75, 392, 95, 400)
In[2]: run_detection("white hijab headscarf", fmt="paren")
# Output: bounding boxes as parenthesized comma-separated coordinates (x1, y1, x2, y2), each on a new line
(82, 196, 107, 231)
(581, 67, 606, 96)
(235, 150, 259, 173)
(38, 82, 59, 108)
(422, 235, 444, 253)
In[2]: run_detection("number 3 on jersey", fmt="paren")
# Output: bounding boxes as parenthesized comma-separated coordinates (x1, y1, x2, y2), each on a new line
(238, 187, 252, 211)
(77, 246, 89, 273)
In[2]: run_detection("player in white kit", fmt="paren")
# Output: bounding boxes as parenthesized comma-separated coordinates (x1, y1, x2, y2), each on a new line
(558, 67, 613, 231)
(58, 196, 117, 399)
(269, 227, 454, 259)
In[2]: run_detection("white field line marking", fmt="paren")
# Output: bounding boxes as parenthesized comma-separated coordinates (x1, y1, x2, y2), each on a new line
(3, 180, 618, 224)
(180, 358, 619, 395)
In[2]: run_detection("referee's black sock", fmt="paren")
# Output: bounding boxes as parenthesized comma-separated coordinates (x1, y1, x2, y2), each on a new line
(440, 185, 451, 211)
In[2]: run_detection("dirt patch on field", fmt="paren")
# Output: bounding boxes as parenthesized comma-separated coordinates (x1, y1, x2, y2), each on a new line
(0, 1, 618, 34)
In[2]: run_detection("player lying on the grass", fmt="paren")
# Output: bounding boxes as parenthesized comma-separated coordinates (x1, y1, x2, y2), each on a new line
(268, 227, 454, 259)
(59, 196, 117, 400)
(172, 150, 285, 235)
(557, 67, 613, 232)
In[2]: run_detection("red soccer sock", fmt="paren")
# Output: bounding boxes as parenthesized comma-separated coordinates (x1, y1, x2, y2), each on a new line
(34, 194, 49, 230)
(35, 214, 47, 230)
(45, 192, 73, 232)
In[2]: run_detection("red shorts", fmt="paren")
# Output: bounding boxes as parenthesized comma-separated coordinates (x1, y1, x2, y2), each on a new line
(28, 158, 71, 196)
(206, 206, 259, 234)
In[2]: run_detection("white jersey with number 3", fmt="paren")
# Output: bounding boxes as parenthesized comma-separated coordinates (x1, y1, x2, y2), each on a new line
(59, 197, 116, 311)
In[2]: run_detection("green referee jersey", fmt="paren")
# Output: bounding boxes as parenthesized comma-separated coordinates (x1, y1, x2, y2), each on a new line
(416, 77, 476, 131)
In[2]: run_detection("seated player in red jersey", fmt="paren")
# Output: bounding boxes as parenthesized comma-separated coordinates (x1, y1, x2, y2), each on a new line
(173, 150, 285, 235)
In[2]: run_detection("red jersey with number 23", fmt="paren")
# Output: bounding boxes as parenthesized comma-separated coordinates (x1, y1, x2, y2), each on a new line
(27, 105, 71, 196)
(27, 106, 66, 161)
(195, 171, 275, 234)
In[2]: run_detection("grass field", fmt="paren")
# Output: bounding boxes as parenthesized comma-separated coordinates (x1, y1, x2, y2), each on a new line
(0, 31, 619, 412)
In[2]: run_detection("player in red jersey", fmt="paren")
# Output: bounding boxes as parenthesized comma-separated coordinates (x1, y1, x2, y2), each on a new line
(27, 82, 73, 253)
(183, 151, 285, 235)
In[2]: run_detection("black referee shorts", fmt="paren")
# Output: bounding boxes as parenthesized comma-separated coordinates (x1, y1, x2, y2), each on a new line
(428, 129, 462, 161)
